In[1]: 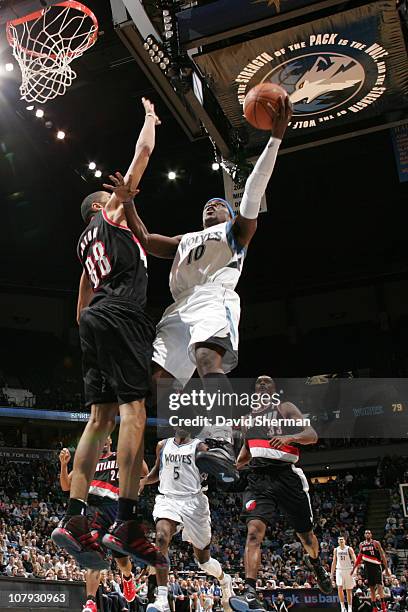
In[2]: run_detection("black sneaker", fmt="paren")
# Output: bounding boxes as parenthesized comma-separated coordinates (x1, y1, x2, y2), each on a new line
(196, 438, 239, 485)
(229, 587, 265, 612)
(51, 515, 108, 571)
(102, 520, 168, 569)
(304, 554, 333, 594)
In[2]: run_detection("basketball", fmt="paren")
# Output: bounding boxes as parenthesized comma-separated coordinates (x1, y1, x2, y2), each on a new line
(243, 83, 289, 131)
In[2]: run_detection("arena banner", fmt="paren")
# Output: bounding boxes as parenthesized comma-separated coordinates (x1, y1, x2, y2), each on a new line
(0, 447, 55, 461)
(0, 406, 166, 426)
(193, 1, 408, 144)
(391, 123, 408, 182)
(177, 0, 330, 45)
(265, 588, 339, 607)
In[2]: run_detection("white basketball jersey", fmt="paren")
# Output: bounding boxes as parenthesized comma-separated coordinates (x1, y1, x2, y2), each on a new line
(159, 437, 202, 496)
(336, 546, 353, 570)
(169, 221, 245, 300)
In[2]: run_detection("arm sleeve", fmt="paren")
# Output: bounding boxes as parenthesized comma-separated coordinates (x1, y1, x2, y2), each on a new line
(240, 137, 281, 220)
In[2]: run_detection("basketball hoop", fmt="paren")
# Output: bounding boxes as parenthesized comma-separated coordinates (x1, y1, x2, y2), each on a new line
(6, 1, 98, 104)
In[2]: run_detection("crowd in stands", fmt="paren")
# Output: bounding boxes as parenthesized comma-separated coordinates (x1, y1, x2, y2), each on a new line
(1, 455, 408, 611)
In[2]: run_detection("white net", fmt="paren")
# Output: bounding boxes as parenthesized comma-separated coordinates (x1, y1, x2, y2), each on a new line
(7, 1, 98, 104)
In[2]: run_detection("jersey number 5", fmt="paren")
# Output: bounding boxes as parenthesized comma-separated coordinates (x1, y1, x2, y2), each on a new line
(85, 242, 112, 289)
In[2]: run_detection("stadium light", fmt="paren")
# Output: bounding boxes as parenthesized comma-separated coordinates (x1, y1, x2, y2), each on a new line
(56, 131, 65, 140)
(35, 109, 44, 118)
(94, 169, 102, 178)
(88, 162, 96, 171)
(168, 171, 176, 180)
(5, 63, 14, 72)
(212, 162, 220, 171)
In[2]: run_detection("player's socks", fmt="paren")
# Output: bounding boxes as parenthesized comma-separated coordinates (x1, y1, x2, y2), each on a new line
(65, 498, 87, 518)
(118, 497, 138, 521)
(148, 586, 170, 612)
(158, 586, 168, 600)
(221, 573, 234, 612)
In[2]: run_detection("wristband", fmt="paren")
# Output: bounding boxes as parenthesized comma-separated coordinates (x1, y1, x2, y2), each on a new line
(145, 112, 155, 119)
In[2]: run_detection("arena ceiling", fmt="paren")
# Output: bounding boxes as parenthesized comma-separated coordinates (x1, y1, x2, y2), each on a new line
(0, 0, 406, 305)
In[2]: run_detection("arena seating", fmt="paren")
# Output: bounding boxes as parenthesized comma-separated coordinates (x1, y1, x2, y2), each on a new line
(1, 455, 408, 611)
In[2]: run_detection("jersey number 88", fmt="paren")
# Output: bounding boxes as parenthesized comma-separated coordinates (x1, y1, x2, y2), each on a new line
(85, 242, 112, 288)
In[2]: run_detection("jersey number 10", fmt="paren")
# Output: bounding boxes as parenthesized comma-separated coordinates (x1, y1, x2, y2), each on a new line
(187, 244, 206, 264)
(85, 242, 112, 288)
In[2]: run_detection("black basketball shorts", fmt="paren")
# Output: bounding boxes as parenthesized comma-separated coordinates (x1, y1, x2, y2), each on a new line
(364, 562, 383, 587)
(87, 501, 127, 559)
(79, 298, 154, 407)
(241, 463, 314, 533)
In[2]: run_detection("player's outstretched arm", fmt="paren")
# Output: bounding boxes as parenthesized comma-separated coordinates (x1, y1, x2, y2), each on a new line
(269, 401, 318, 449)
(59, 448, 73, 492)
(376, 541, 391, 575)
(77, 271, 94, 324)
(123, 199, 182, 259)
(232, 96, 292, 249)
(330, 548, 337, 581)
(351, 552, 363, 575)
(138, 441, 164, 494)
(105, 98, 159, 218)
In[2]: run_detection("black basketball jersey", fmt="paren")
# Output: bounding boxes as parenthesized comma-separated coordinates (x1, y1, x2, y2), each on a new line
(245, 405, 300, 467)
(77, 209, 148, 308)
(359, 540, 382, 565)
(88, 451, 119, 504)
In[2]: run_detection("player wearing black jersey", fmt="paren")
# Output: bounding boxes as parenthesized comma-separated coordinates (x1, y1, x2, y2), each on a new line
(58, 441, 149, 612)
(229, 376, 332, 612)
(52, 98, 166, 571)
(351, 530, 390, 612)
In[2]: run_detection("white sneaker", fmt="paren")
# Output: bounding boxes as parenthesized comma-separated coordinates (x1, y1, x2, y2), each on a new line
(147, 598, 170, 612)
(221, 573, 234, 612)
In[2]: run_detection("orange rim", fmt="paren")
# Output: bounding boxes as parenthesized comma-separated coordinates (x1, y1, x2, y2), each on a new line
(6, 1, 98, 59)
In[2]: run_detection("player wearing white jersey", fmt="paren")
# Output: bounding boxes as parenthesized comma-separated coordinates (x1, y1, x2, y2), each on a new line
(139, 428, 234, 612)
(331, 536, 356, 612)
(122, 97, 292, 485)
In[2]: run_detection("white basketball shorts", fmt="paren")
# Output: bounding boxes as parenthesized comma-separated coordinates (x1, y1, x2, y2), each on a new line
(336, 569, 355, 589)
(153, 285, 240, 384)
(152, 491, 212, 550)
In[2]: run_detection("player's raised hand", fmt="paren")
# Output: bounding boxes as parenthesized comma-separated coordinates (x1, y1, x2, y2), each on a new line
(59, 448, 71, 464)
(142, 97, 161, 125)
(269, 435, 293, 449)
(268, 95, 292, 140)
(103, 172, 140, 203)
